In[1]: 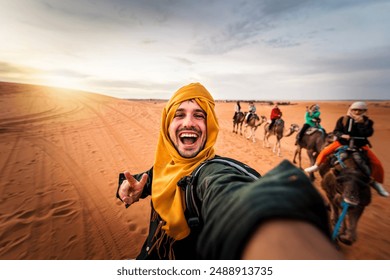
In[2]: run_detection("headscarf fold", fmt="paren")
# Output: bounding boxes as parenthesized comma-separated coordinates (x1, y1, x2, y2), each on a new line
(152, 82, 219, 240)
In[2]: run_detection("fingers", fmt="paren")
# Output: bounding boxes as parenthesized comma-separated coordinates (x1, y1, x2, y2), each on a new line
(118, 179, 130, 201)
(140, 173, 148, 186)
(120, 171, 148, 205)
(124, 171, 137, 185)
(122, 194, 133, 205)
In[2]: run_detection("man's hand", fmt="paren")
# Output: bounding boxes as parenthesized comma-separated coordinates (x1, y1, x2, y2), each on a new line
(119, 171, 148, 206)
(340, 134, 351, 140)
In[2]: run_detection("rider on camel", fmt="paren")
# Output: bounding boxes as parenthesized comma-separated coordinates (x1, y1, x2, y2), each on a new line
(269, 104, 282, 131)
(296, 104, 323, 145)
(233, 101, 241, 120)
(304, 101, 388, 197)
(244, 101, 256, 125)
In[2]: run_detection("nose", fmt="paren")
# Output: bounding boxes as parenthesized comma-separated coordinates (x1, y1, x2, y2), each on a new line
(182, 114, 195, 128)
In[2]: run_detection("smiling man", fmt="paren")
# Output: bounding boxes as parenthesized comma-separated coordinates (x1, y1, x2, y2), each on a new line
(116, 82, 342, 260)
(169, 99, 207, 158)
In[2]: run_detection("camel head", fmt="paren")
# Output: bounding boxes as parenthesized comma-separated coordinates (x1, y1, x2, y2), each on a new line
(325, 132, 337, 144)
(255, 115, 268, 127)
(285, 124, 300, 136)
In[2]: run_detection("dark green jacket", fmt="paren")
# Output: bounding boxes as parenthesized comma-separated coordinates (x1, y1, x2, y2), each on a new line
(118, 159, 330, 259)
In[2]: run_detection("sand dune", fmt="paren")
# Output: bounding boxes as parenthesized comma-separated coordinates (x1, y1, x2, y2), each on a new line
(1, 81, 389, 259)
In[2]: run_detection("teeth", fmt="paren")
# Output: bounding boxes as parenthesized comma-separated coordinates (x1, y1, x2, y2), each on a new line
(180, 133, 197, 138)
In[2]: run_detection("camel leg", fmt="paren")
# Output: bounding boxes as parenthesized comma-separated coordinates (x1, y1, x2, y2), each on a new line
(264, 135, 270, 148)
(251, 128, 256, 143)
(293, 148, 298, 164)
(246, 128, 251, 140)
(277, 140, 282, 157)
(273, 139, 281, 156)
(306, 150, 315, 180)
(298, 148, 302, 169)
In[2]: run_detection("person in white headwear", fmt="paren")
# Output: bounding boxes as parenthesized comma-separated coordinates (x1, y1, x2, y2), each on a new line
(305, 101, 388, 197)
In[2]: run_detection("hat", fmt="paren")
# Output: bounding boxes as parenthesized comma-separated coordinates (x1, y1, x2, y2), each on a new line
(350, 101, 367, 110)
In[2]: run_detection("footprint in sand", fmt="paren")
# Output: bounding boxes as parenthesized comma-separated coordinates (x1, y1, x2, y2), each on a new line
(128, 223, 137, 232)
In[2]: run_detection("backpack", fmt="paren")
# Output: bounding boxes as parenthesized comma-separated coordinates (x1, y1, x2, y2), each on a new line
(177, 156, 261, 231)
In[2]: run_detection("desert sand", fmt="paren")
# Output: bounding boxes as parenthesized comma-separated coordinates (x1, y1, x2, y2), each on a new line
(0, 81, 389, 260)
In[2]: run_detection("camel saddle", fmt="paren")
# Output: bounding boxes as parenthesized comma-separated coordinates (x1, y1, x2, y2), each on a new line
(305, 127, 323, 135)
(330, 146, 371, 177)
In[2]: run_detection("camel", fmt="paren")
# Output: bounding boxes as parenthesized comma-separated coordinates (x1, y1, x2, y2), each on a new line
(243, 114, 267, 142)
(263, 119, 299, 157)
(232, 111, 245, 135)
(293, 127, 335, 181)
(319, 149, 372, 245)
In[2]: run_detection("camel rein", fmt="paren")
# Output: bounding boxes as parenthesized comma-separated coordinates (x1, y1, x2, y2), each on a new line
(332, 200, 350, 241)
(331, 148, 351, 240)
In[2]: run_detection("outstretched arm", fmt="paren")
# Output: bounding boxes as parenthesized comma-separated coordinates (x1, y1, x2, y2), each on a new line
(197, 160, 342, 259)
(242, 219, 343, 259)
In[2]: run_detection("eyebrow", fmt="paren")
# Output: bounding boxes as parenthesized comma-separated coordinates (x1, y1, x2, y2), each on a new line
(175, 108, 206, 114)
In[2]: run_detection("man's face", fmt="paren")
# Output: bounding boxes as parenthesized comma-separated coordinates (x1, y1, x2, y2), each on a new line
(351, 109, 366, 115)
(168, 100, 207, 158)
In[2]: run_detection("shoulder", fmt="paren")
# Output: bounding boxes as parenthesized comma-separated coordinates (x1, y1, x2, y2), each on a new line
(197, 156, 260, 179)
(364, 115, 372, 121)
(364, 116, 373, 125)
(337, 115, 349, 123)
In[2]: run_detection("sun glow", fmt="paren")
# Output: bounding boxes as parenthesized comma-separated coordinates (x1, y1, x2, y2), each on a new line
(39, 74, 86, 91)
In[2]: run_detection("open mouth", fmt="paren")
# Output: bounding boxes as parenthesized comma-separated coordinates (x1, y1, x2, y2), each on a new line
(179, 132, 199, 145)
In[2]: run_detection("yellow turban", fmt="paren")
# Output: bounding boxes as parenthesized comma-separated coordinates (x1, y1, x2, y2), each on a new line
(152, 82, 219, 240)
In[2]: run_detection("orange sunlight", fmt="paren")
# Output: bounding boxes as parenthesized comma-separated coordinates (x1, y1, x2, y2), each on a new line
(39, 74, 86, 91)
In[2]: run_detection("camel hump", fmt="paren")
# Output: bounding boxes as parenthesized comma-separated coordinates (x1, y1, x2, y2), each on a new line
(306, 127, 320, 135)
(275, 118, 284, 126)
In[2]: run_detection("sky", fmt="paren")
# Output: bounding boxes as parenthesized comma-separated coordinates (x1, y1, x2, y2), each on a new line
(1, 0, 389, 100)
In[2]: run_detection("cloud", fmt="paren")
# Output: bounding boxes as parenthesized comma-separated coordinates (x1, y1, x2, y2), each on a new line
(1, 0, 389, 100)
(169, 56, 194, 66)
(303, 46, 390, 75)
(262, 37, 301, 48)
(0, 61, 40, 76)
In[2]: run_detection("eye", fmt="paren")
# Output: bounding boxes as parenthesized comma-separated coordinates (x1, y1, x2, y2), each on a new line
(194, 113, 206, 119)
(174, 112, 185, 118)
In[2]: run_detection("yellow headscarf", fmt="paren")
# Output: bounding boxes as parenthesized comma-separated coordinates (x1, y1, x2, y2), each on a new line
(152, 82, 219, 240)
